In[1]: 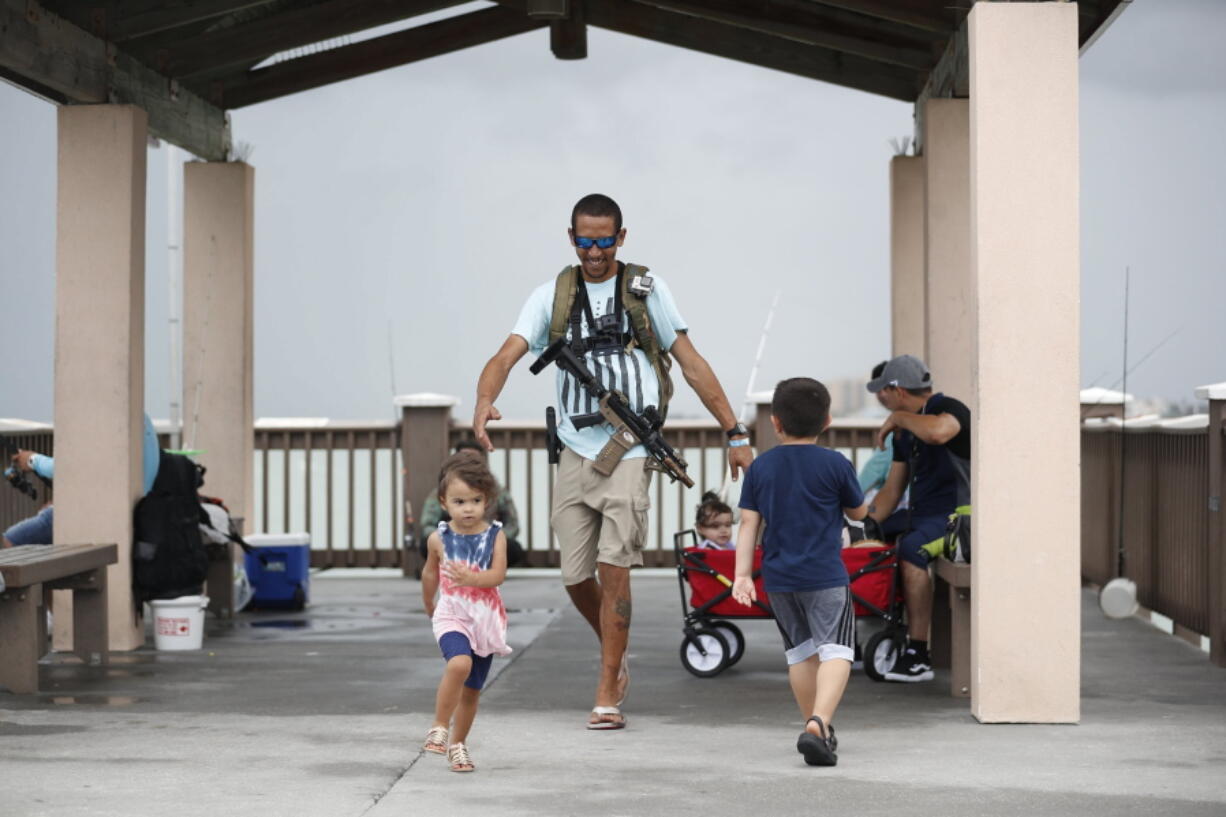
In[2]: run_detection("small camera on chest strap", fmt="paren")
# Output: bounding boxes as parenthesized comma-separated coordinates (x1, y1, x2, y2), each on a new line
(587, 313, 626, 356)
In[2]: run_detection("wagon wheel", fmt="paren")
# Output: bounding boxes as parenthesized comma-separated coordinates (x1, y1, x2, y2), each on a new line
(679, 629, 730, 678)
(708, 620, 745, 667)
(863, 628, 905, 682)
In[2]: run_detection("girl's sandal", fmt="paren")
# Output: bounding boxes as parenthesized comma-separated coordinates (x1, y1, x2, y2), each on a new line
(422, 725, 449, 754)
(447, 743, 475, 773)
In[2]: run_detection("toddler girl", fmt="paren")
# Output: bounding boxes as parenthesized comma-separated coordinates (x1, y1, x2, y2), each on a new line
(420, 456, 511, 772)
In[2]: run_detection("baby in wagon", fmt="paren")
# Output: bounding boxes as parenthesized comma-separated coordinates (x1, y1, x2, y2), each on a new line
(694, 492, 734, 549)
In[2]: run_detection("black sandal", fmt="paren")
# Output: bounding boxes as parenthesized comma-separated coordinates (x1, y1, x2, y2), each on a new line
(796, 716, 838, 767)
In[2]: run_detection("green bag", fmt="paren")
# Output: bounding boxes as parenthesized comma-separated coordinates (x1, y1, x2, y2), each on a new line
(943, 505, 972, 563)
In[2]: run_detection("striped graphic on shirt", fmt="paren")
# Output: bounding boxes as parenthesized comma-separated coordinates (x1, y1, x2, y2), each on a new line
(556, 296, 653, 426)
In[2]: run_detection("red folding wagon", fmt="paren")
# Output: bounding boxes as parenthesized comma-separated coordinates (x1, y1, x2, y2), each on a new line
(674, 530, 908, 679)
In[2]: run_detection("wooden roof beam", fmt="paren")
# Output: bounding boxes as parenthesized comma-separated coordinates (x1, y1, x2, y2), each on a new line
(213, 6, 546, 109)
(109, 0, 282, 42)
(1079, 0, 1131, 53)
(1, 0, 230, 159)
(128, 0, 474, 80)
(630, 0, 935, 70)
(37, 0, 282, 42)
(808, 0, 963, 35)
(550, 0, 587, 60)
(577, 0, 919, 100)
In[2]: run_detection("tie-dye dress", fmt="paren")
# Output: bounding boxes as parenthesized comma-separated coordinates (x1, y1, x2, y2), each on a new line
(431, 521, 512, 658)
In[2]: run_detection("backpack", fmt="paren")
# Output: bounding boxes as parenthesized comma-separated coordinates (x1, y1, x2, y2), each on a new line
(132, 450, 209, 605)
(942, 506, 972, 564)
(548, 263, 675, 419)
(198, 495, 262, 612)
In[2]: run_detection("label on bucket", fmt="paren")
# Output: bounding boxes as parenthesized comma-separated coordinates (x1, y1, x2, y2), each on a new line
(267, 558, 287, 572)
(157, 617, 192, 636)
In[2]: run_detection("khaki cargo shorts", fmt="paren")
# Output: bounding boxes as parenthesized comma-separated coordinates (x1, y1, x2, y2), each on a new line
(551, 447, 653, 586)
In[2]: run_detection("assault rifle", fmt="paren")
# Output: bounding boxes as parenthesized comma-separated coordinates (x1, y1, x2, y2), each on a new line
(530, 338, 693, 487)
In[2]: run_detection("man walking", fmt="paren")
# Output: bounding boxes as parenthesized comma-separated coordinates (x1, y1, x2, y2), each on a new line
(865, 355, 970, 682)
(473, 193, 752, 728)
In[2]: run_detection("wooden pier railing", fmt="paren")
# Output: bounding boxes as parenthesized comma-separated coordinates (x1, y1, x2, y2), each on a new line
(6, 392, 1222, 667)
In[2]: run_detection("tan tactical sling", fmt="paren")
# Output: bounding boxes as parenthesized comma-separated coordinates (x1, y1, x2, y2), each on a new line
(547, 264, 674, 419)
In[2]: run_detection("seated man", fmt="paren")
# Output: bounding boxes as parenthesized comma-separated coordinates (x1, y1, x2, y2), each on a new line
(417, 440, 524, 567)
(864, 355, 971, 683)
(3, 414, 160, 548)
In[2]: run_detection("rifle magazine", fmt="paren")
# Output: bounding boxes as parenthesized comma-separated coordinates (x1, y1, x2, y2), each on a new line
(593, 425, 638, 477)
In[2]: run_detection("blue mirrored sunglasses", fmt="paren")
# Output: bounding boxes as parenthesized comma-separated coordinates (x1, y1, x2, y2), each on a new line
(573, 234, 619, 249)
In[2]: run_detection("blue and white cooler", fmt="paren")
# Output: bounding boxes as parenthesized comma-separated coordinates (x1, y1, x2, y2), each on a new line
(244, 533, 311, 610)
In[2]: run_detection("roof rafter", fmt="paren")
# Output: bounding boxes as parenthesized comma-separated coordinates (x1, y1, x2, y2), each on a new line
(630, 0, 935, 70)
(573, 0, 918, 100)
(1, 0, 229, 159)
(128, 0, 474, 80)
(213, 6, 546, 109)
(808, 0, 964, 35)
(38, 0, 280, 42)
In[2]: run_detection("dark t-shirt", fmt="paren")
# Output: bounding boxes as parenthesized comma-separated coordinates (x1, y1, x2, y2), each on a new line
(738, 445, 864, 593)
(892, 392, 972, 515)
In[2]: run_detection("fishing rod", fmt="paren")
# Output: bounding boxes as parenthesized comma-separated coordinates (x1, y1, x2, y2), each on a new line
(1118, 265, 1130, 578)
(382, 265, 418, 565)
(717, 289, 780, 506)
(738, 289, 781, 426)
(1083, 327, 1182, 406)
(1100, 266, 1139, 619)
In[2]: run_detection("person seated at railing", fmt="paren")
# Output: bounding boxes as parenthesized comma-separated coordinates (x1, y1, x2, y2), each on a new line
(3, 413, 160, 548)
(863, 355, 971, 684)
(418, 441, 524, 567)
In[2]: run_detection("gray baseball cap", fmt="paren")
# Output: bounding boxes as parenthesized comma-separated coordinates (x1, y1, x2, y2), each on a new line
(866, 354, 932, 393)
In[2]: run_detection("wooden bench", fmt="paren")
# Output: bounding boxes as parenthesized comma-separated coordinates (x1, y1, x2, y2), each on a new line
(930, 556, 971, 698)
(0, 543, 117, 694)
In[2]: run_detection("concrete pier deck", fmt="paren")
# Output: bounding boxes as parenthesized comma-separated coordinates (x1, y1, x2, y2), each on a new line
(1, 571, 1223, 817)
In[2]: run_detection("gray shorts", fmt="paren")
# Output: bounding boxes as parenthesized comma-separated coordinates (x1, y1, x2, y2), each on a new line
(771, 585, 856, 665)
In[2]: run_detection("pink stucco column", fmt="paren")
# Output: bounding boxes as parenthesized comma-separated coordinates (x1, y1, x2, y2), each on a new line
(969, 1, 1081, 723)
(54, 105, 148, 651)
(183, 162, 256, 531)
(923, 97, 973, 403)
(890, 155, 926, 358)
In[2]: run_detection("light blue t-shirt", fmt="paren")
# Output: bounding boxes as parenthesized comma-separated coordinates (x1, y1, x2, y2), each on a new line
(511, 269, 687, 461)
(29, 413, 160, 495)
(858, 432, 894, 492)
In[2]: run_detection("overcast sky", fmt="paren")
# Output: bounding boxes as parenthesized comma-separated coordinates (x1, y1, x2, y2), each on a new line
(1, 0, 1223, 424)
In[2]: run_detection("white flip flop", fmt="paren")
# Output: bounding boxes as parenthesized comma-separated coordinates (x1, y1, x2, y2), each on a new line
(587, 706, 626, 730)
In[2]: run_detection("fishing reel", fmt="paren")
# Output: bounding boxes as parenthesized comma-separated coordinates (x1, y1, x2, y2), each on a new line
(4, 464, 39, 501)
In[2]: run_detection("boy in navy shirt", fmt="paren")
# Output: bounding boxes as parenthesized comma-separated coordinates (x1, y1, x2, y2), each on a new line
(732, 378, 868, 767)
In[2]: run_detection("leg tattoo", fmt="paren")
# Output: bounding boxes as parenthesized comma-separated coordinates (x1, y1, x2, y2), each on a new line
(614, 597, 632, 631)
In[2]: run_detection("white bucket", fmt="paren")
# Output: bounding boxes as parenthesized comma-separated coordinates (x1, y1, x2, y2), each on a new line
(149, 595, 209, 651)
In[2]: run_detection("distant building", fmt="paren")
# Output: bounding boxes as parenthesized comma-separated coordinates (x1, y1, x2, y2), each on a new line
(827, 378, 872, 418)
